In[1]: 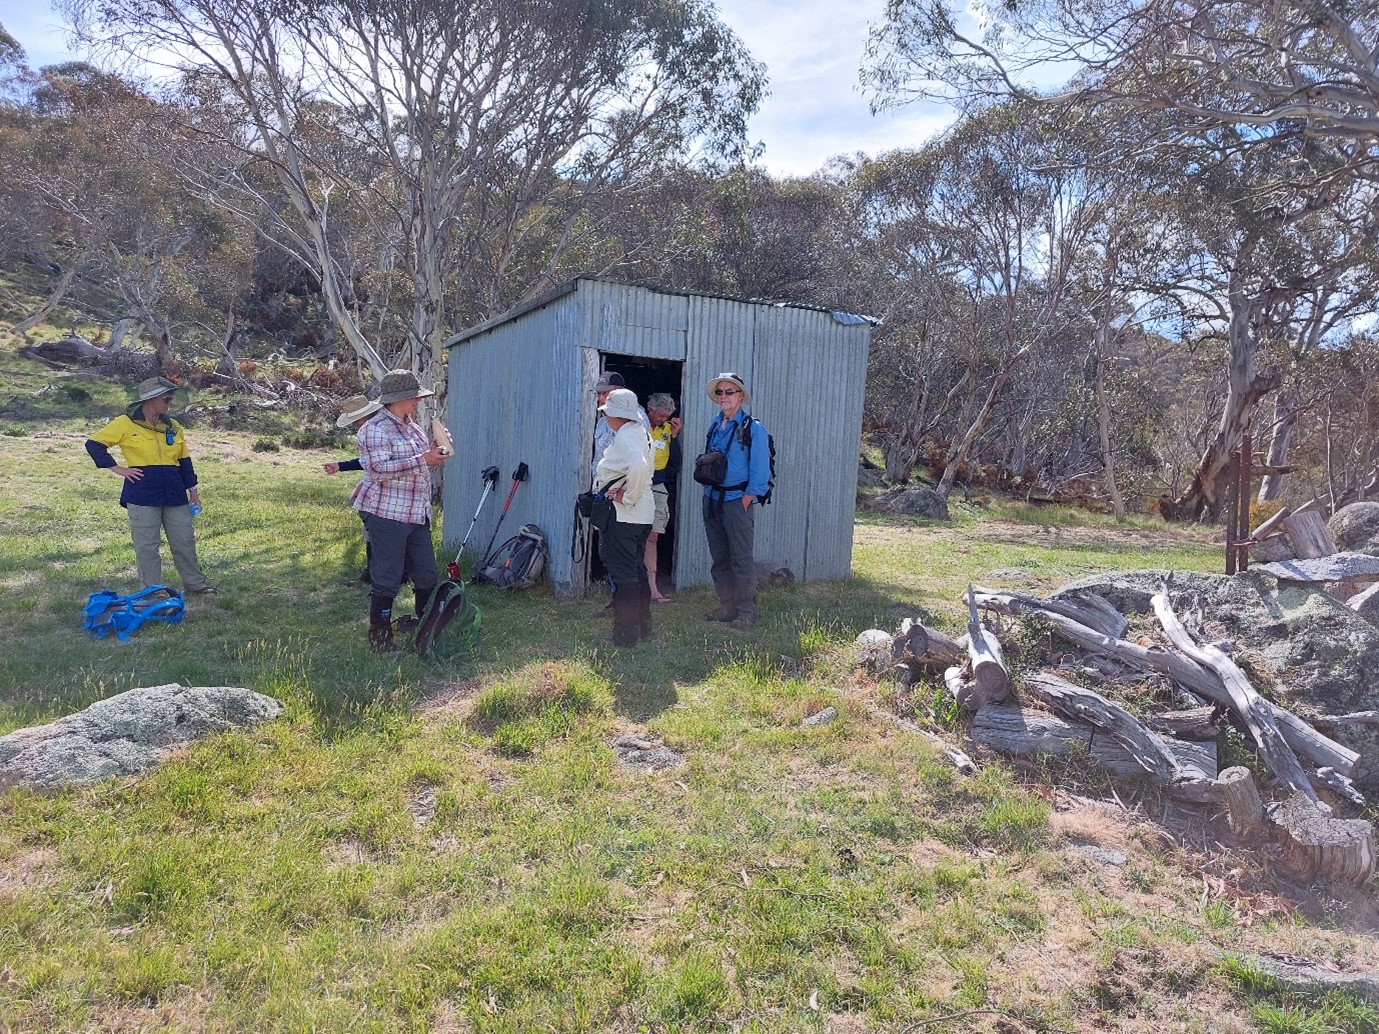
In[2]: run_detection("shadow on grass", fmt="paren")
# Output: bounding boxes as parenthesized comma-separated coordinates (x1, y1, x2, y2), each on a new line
(449, 573, 924, 724)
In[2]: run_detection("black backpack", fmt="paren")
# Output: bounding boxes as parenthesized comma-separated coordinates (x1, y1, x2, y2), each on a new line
(475, 524, 547, 590)
(701, 415, 776, 505)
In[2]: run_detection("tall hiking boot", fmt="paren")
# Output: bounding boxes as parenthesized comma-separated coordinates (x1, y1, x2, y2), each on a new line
(606, 585, 641, 647)
(369, 593, 401, 656)
(369, 619, 401, 656)
(704, 604, 738, 622)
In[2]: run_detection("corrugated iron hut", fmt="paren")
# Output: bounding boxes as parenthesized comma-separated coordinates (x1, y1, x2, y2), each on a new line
(441, 278, 872, 598)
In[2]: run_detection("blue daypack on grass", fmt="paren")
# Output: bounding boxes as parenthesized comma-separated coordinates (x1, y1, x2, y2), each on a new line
(83, 585, 185, 641)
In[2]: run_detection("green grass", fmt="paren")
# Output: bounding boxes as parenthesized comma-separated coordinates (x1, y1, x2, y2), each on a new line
(0, 320, 1366, 1033)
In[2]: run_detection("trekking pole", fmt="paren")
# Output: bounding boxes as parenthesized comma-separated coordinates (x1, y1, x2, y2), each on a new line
(478, 461, 529, 567)
(447, 465, 501, 580)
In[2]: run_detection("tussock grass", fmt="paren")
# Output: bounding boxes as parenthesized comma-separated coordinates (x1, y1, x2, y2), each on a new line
(0, 333, 1372, 1032)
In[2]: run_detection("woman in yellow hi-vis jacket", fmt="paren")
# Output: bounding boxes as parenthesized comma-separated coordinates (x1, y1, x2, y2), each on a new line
(85, 377, 213, 594)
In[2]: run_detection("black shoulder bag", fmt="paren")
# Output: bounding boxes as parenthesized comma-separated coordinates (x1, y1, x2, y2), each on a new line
(576, 476, 625, 532)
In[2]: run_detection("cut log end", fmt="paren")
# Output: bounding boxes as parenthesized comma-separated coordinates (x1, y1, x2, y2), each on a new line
(1272, 792, 1375, 887)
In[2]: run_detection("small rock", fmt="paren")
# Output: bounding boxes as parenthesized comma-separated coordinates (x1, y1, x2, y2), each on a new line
(802, 706, 838, 728)
(610, 736, 684, 772)
(1074, 845, 1128, 867)
(855, 629, 892, 673)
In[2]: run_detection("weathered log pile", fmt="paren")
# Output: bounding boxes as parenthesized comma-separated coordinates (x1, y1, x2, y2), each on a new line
(872, 577, 1377, 887)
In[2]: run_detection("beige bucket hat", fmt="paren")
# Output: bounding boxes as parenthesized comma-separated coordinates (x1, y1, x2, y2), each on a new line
(705, 371, 750, 405)
(599, 387, 642, 421)
(335, 394, 383, 428)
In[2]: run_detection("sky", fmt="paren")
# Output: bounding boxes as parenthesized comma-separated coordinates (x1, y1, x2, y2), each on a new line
(0, 0, 958, 178)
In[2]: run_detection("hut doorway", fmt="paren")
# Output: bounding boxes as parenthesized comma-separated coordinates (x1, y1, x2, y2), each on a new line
(589, 354, 685, 597)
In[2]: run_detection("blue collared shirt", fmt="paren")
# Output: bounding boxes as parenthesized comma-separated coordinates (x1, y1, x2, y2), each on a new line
(702, 410, 769, 502)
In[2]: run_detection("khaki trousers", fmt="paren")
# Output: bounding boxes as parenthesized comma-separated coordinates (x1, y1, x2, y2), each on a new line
(126, 504, 207, 591)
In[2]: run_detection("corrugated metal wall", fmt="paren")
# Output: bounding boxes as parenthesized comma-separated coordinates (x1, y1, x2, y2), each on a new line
(444, 293, 583, 592)
(445, 279, 869, 598)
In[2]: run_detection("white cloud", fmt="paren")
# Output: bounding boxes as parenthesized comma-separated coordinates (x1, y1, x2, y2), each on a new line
(714, 0, 957, 177)
(0, 3, 79, 67)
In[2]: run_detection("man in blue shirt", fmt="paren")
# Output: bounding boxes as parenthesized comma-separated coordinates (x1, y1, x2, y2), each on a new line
(700, 372, 770, 630)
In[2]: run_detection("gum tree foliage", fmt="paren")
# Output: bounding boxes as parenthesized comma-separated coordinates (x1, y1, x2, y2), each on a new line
(864, 0, 1379, 174)
(1, 63, 252, 363)
(864, 0, 1379, 519)
(845, 105, 1128, 500)
(62, 0, 766, 409)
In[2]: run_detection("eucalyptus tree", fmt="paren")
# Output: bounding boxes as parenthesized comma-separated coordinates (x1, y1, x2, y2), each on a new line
(855, 104, 1115, 499)
(864, 0, 1379, 180)
(3, 62, 251, 363)
(63, 0, 766, 407)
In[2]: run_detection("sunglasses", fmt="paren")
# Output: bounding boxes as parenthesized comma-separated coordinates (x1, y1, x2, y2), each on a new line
(714, 388, 740, 396)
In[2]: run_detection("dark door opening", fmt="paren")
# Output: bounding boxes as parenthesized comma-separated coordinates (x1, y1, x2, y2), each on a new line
(590, 354, 685, 595)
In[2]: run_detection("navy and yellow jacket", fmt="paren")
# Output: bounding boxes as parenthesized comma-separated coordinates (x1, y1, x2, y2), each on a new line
(86, 414, 198, 508)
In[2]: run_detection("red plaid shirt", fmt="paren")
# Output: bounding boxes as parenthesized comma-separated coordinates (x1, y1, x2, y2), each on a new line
(350, 409, 433, 525)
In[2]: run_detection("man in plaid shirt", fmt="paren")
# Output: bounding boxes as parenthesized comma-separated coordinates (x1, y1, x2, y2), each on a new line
(352, 369, 451, 654)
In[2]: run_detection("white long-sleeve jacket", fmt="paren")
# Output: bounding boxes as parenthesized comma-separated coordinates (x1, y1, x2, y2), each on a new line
(594, 422, 654, 525)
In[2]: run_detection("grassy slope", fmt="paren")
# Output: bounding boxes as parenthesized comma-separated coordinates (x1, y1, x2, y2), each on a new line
(1, 290, 1377, 1033)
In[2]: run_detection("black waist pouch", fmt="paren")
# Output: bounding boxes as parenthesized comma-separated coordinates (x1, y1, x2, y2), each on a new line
(693, 450, 727, 486)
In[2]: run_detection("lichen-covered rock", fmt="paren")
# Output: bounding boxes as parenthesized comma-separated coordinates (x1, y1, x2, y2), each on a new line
(889, 486, 950, 521)
(1349, 584, 1379, 629)
(1056, 570, 1379, 787)
(855, 629, 894, 673)
(1329, 502, 1379, 555)
(0, 684, 283, 792)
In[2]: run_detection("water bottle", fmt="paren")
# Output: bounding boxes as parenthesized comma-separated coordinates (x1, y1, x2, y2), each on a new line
(188, 503, 202, 517)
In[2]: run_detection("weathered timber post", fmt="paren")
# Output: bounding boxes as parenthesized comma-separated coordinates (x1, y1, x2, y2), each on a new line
(1225, 433, 1253, 575)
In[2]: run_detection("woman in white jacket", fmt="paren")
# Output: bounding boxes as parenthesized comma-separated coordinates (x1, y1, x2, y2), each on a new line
(594, 388, 654, 646)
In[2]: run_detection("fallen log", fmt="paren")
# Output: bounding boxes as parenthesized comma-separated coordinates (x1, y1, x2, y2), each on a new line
(1251, 505, 1291, 540)
(1312, 710, 1379, 730)
(1151, 590, 1321, 809)
(943, 666, 976, 710)
(889, 618, 964, 672)
(975, 586, 1128, 640)
(1147, 706, 1221, 741)
(1023, 672, 1216, 798)
(891, 619, 929, 664)
(1254, 553, 1379, 585)
(1020, 606, 1359, 779)
(964, 584, 1011, 708)
(970, 704, 1218, 801)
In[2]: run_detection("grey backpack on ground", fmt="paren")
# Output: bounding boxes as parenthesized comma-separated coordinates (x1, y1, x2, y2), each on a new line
(475, 523, 547, 590)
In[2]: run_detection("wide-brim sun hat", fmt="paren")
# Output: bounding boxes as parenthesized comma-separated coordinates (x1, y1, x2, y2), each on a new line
(335, 394, 383, 428)
(127, 376, 189, 416)
(599, 387, 642, 421)
(705, 372, 750, 405)
(377, 369, 434, 404)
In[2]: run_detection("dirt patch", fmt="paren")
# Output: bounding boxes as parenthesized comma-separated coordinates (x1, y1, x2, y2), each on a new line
(0, 846, 57, 900)
(419, 677, 483, 720)
(972, 519, 1214, 552)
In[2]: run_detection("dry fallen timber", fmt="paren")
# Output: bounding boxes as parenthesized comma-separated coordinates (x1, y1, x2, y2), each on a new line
(869, 577, 1376, 887)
